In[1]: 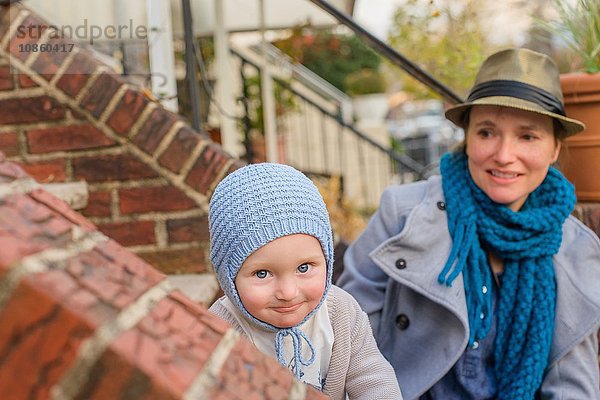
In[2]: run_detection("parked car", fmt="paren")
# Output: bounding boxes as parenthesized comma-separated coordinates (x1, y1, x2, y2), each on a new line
(387, 99, 463, 172)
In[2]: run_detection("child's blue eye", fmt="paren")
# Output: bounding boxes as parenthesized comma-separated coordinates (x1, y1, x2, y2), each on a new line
(297, 263, 310, 273)
(255, 270, 268, 279)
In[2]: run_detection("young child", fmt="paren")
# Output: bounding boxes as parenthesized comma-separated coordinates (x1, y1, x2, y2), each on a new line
(208, 163, 402, 400)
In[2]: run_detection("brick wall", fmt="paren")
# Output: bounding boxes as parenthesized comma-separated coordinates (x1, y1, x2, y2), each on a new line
(0, 4, 243, 296)
(0, 152, 327, 399)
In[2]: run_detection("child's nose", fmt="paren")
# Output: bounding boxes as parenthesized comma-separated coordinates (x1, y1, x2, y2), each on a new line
(275, 277, 298, 300)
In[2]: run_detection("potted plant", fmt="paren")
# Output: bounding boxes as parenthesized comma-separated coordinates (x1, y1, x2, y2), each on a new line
(345, 68, 389, 122)
(538, 0, 600, 201)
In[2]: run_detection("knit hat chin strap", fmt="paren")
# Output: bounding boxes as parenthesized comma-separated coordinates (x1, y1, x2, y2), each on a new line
(275, 327, 316, 379)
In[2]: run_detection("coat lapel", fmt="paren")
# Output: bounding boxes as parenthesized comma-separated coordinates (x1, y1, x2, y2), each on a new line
(369, 180, 470, 334)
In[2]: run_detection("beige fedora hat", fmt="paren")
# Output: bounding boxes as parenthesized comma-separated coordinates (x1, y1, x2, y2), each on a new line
(445, 48, 585, 137)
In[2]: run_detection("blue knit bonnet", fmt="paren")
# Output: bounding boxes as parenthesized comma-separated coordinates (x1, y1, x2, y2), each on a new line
(208, 162, 334, 331)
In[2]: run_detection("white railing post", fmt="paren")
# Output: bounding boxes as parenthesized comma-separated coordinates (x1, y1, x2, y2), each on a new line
(258, 0, 279, 163)
(214, 0, 243, 157)
(146, 0, 179, 112)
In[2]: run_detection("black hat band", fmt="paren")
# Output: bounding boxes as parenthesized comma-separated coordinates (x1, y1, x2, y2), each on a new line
(467, 80, 565, 116)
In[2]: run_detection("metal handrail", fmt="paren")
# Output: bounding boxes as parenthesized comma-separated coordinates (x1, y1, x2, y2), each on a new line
(275, 78, 427, 175)
(231, 48, 427, 177)
(250, 43, 350, 105)
(307, 0, 464, 105)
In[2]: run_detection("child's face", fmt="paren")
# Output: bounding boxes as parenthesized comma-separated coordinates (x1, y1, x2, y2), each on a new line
(235, 234, 327, 328)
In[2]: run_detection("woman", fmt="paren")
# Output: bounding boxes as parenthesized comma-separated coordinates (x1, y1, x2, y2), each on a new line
(338, 48, 600, 399)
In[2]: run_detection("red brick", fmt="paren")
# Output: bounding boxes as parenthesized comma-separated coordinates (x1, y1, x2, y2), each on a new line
(64, 248, 161, 310)
(184, 143, 232, 195)
(193, 306, 232, 335)
(68, 107, 87, 120)
(37, 212, 72, 239)
(0, 221, 161, 312)
(0, 237, 166, 398)
(137, 247, 208, 274)
(81, 190, 112, 217)
(13, 193, 55, 223)
(106, 89, 149, 136)
(0, 95, 65, 124)
(109, 297, 225, 397)
(6, 15, 44, 62)
(119, 185, 196, 215)
(30, 270, 115, 327)
(30, 36, 73, 81)
(29, 188, 97, 232)
(17, 159, 66, 182)
(167, 216, 209, 243)
(0, 235, 43, 276)
(95, 240, 165, 285)
(0, 153, 323, 399)
(0, 131, 19, 157)
(0, 194, 78, 255)
(168, 290, 214, 319)
(18, 73, 38, 88)
(157, 126, 205, 173)
(33, 269, 91, 308)
(0, 65, 14, 90)
(56, 52, 98, 97)
(79, 350, 178, 400)
(204, 339, 299, 400)
(0, 158, 28, 183)
(72, 153, 158, 182)
(97, 220, 156, 246)
(132, 108, 179, 156)
(33, 269, 80, 303)
(0, 282, 95, 400)
(0, 201, 52, 270)
(79, 72, 123, 118)
(26, 124, 115, 153)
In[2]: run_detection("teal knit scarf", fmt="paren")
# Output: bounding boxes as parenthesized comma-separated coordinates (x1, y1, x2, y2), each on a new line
(439, 151, 575, 399)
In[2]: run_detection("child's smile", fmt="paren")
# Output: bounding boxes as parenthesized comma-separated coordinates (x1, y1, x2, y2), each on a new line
(235, 234, 327, 328)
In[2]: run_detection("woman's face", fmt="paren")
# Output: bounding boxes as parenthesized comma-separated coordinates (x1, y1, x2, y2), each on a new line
(465, 105, 561, 211)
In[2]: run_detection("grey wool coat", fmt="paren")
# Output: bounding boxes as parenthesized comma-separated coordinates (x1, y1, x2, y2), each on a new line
(338, 175, 600, 400)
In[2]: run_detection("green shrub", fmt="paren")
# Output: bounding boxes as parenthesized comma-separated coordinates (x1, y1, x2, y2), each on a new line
(273, 26, 381, 94)
(344, 68, 387, 95)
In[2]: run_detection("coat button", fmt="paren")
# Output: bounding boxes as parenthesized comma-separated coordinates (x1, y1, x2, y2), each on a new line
(437, 201, 446, 210)
(395, 258, 407, 269)
(396, 314, 410, 330)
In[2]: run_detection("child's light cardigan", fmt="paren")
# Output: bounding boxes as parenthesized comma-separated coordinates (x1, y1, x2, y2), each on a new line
(210, 285, 402, 400)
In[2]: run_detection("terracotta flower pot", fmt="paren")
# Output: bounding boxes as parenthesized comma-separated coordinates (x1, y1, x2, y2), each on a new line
(558, 72, 600, 201)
